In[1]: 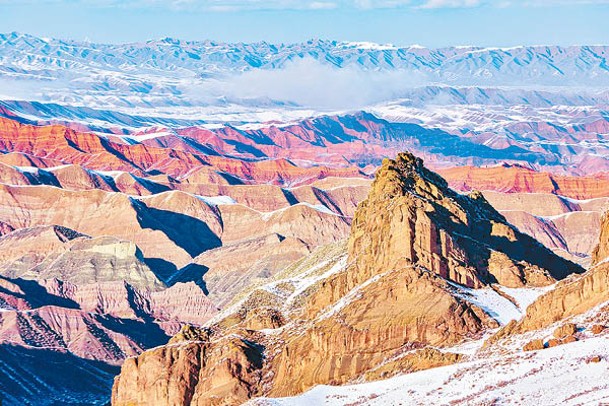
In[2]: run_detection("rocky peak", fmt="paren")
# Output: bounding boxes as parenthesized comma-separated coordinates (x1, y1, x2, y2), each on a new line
(349, 152, 583, 288)
(370, 152, 449, 200)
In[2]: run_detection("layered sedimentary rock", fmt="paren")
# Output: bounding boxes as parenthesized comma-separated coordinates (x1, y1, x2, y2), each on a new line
(0, 225, 86, 265)
(495, 209, 609, 336)
(478, 191, 608, 265)
(0, 288, 214, 373)
(0, 112, 605, 271)
(0, 221, 220, 405)
(347, 153, 582, 289)
(0, 185, 195, 269)
(0, 275, 218, 406)
(439, 164, 609, 199)
(112, 153, 582, 405)
(0, 116, 364, 184)
(439, 164, 609, 200)
(592, 211, 609, 266)
(1, 110, 607, 404)
(4, 113, 609, 193)
(0, 182, 353, 286)
(0, 228, 218, 356)
(184, 233, 312, 307)
(0, 226, 164, 290)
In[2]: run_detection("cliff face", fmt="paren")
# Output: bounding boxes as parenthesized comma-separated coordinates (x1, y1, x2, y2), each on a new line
(111, 153, 585, 405)
(112, 329, 265, 406)
(347, 153, 582, 289)
(592, 211, 609, 266)
(496, 209, 609, 336)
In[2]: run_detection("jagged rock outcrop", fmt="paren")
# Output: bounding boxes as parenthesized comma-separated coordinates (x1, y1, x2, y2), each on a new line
(112, 152, 583, 405)
(493, 209, 609, 338)
(347, 153, 582, 289)
(112, 330, 265, 406)
(495, 264, 609, 335)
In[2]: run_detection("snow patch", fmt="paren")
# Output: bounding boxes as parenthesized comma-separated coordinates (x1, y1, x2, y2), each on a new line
(123, 130, 175, 142)
(260, 202, 340, 220)
(13, 165, 39, 174)
(344, 41, 397, 51)
(195, 195, 238, 206)
(316, 272, 385, 321)
(95, 170, 126, 178)
(448, 282, 522, 325)
(44, 164, 73, 171)
(497, 285, 555, 312)
(285, 255, 348, 307)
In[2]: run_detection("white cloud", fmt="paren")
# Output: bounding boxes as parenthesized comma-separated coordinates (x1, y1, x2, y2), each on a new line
(418, 0, 481, 8)
(353, 0, 413, 8)
(182, 57, 430, 109)
(308, 1, 339, 9)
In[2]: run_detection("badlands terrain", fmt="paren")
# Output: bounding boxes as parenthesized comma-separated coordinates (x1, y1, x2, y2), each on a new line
(0, 35, 608, 405)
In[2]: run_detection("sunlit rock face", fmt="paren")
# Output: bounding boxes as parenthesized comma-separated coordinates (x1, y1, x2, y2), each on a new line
(111, 152, 583, 405)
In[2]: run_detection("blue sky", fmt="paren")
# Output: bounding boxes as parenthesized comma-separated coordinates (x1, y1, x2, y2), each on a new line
(0, 0, 608, 46)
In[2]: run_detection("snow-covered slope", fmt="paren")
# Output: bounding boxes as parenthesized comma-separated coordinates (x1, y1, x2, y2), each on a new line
(249, 334, 609, 405)
(248, 299, 609, 406)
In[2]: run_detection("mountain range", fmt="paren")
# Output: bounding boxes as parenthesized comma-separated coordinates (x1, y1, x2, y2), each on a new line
(2, 33, 609, 115)
(3, 33, 609, 84)
(0, 33, 609, 405)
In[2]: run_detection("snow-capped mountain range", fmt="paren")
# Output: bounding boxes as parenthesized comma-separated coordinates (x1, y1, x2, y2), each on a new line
(1, 32, 608, 177)
(1, 32, 609, 116)
(2, 32, 609, 84)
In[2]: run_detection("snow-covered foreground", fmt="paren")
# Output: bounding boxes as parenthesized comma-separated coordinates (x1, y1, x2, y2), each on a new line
(249, 335, 609, 405)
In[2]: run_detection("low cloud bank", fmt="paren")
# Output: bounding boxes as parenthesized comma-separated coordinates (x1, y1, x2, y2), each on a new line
(181, 57, 430, 109)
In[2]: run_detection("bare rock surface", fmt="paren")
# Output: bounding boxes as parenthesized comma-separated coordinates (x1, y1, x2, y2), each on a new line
(112, 153, 583, 405)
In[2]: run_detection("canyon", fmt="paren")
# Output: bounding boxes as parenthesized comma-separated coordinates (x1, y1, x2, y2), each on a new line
(0, 110, 607, 404)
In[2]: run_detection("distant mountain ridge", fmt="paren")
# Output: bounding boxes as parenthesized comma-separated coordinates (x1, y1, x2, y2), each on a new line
(2, 32, 609, 123)
(2, 32, 609, 85)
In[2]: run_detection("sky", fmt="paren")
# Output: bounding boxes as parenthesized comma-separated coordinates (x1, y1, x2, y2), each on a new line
(0, 0, 608, 46)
